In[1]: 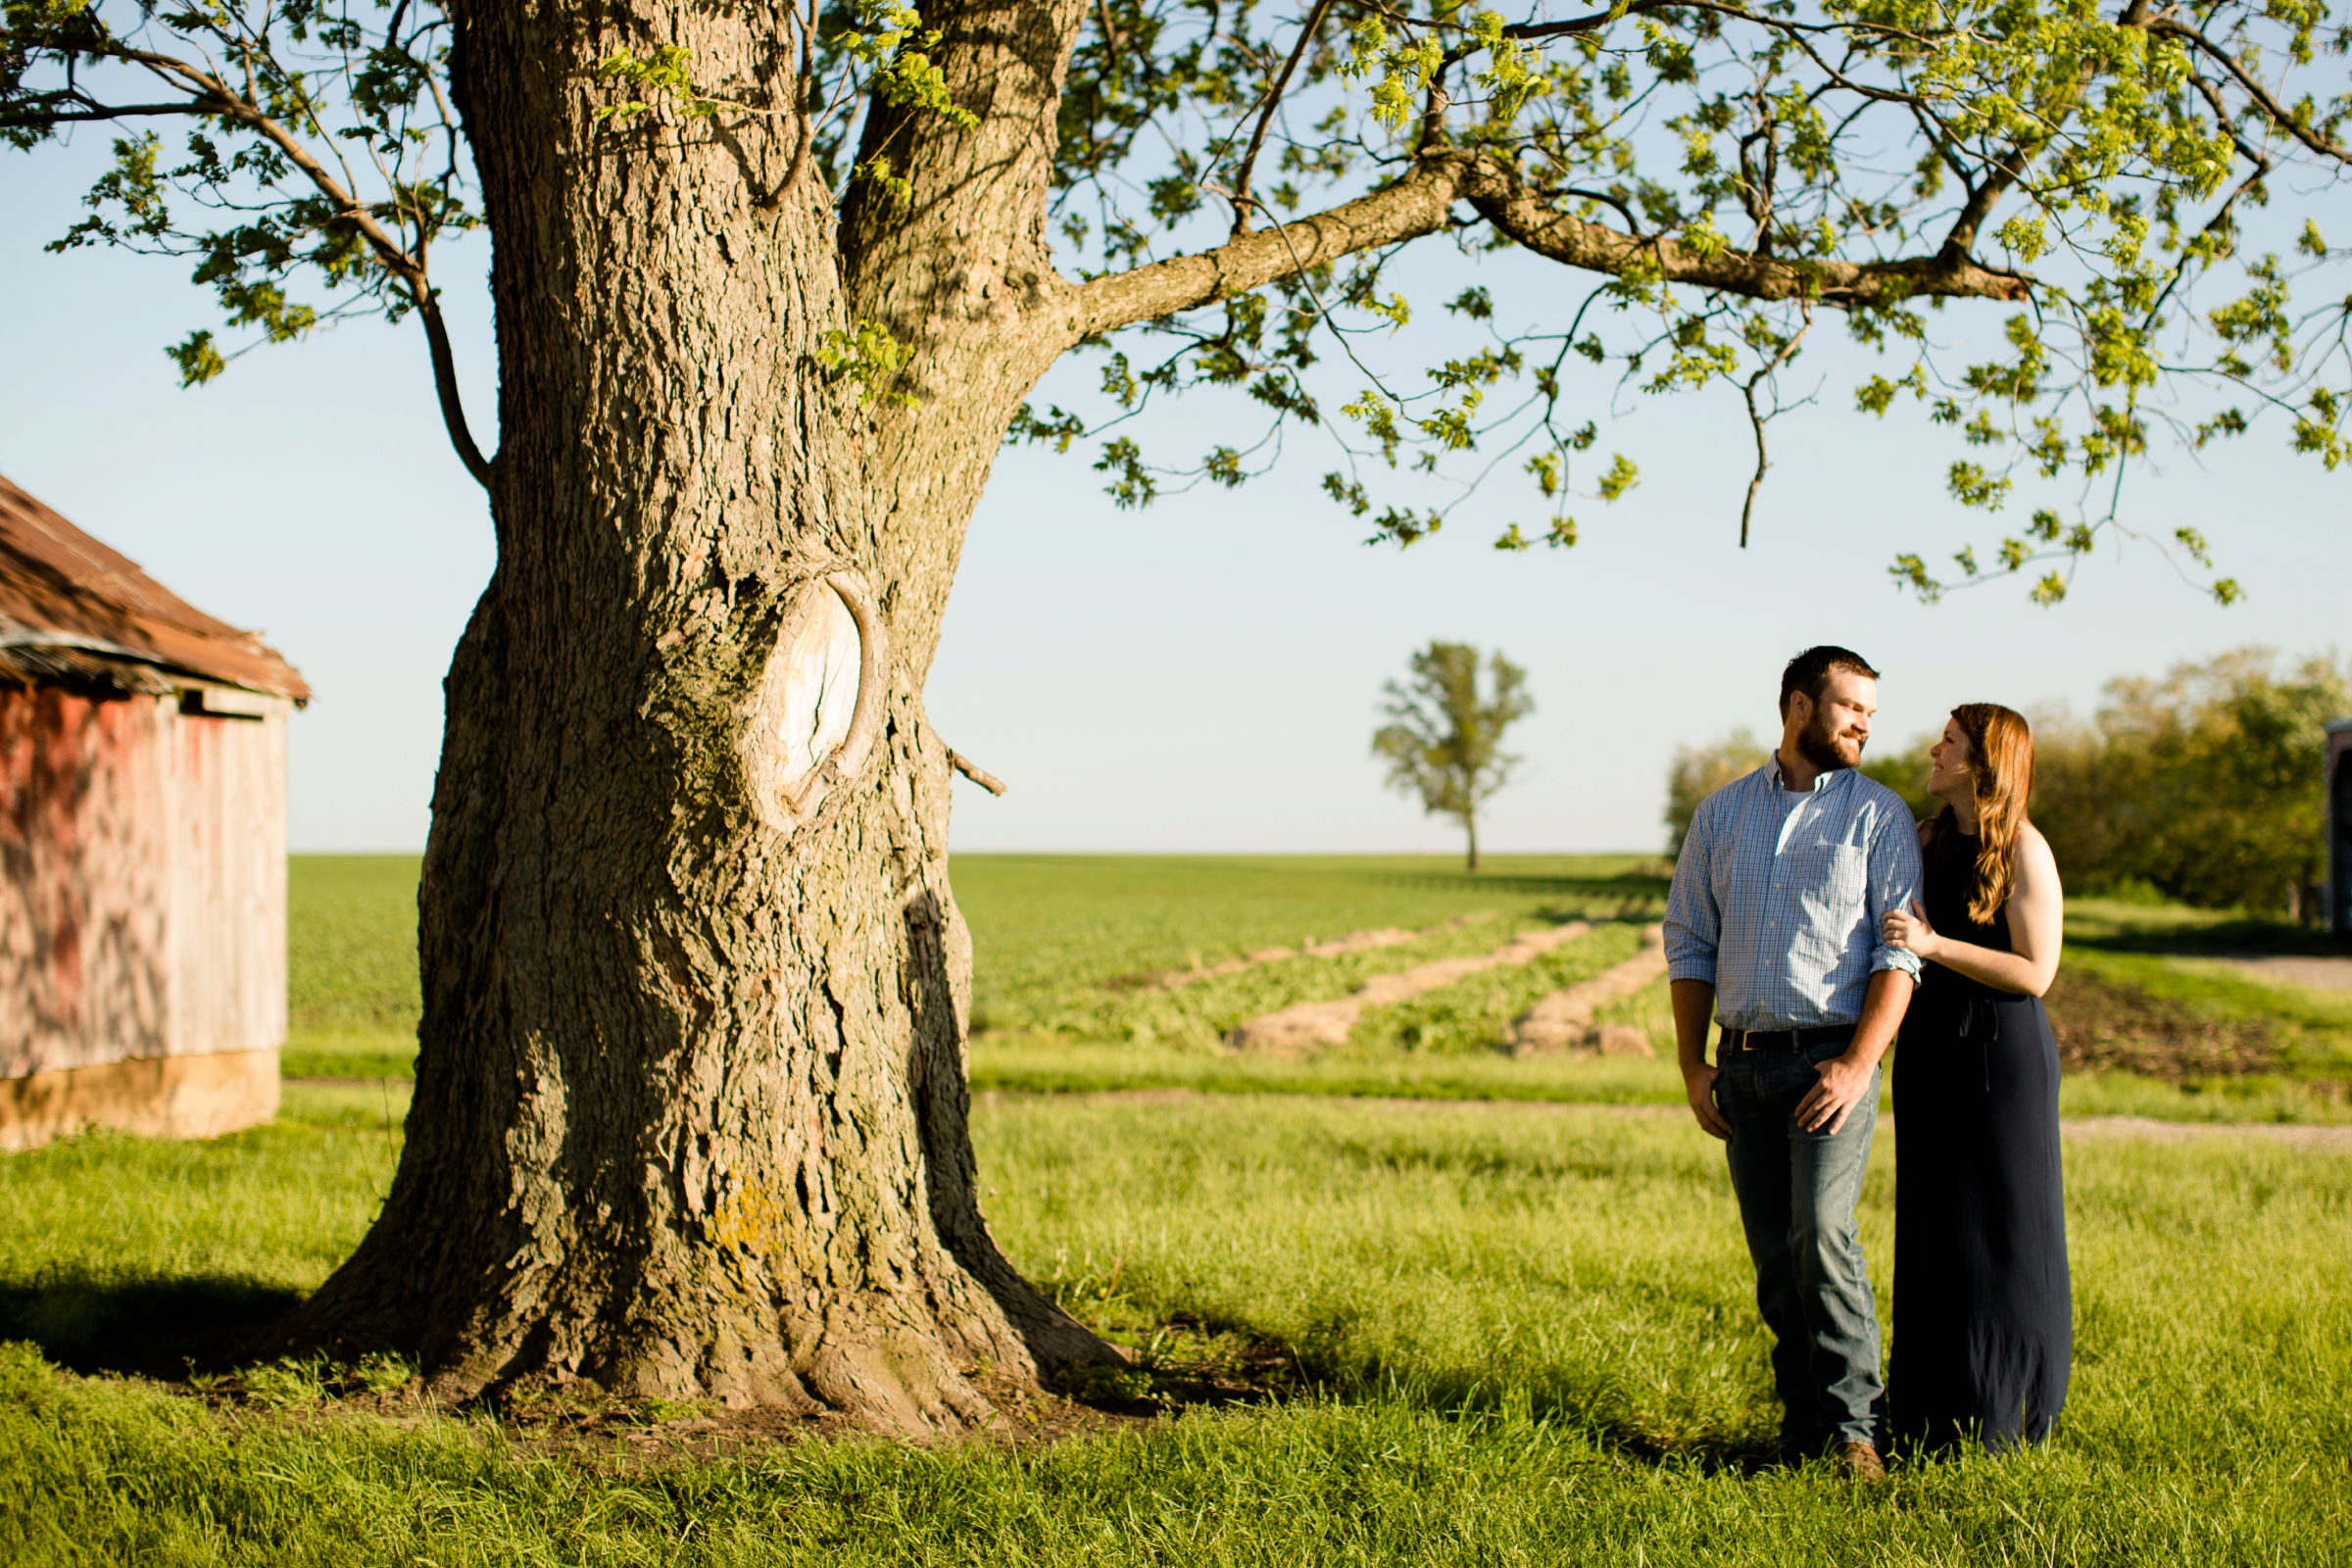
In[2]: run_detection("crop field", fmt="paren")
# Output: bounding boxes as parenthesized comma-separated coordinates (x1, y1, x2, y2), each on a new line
(284, 854, 2352, 1120)
(280, 856, 428, 1082)
(4, 855, 2346, 1562)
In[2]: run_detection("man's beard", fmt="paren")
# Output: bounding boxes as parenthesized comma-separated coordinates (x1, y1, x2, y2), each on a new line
(1796, 709, 1863, 772)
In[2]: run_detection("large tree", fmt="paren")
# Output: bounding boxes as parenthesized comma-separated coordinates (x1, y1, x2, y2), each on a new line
(6, 0, 2347, 1431)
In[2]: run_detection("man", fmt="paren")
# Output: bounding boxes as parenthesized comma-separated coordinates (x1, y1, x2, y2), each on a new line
(1664, 645, 1923, 1481)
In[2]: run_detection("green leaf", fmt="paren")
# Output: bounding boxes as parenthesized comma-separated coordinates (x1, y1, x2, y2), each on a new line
(167, 329, 225, 387)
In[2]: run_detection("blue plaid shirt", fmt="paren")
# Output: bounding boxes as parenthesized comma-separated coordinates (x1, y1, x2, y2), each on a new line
(1664, 759, 1924, 1032)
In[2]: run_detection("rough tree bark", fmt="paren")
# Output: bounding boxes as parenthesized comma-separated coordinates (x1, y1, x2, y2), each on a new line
(278, 0, 1122, 1432)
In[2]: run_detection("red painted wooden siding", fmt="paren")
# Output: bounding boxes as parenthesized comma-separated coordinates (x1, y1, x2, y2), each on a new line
(0, 685, 287, 1077)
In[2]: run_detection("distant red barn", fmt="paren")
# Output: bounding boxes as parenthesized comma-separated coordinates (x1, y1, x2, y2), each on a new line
(0, 474, 309, 1151)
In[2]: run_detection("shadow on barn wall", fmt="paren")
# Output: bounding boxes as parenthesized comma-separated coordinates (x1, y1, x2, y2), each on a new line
(0, 474, 309, 1151)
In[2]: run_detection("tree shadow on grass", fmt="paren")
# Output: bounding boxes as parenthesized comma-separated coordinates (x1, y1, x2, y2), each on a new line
(0, 1270, 300, 1380)
(2068, 908, 2349, 956)
(2084, 928, 2347, 957)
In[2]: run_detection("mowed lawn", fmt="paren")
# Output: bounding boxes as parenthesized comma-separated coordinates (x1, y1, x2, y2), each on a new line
(4, 1089, 2347, 1563)
(2, 855, 2347, 1562)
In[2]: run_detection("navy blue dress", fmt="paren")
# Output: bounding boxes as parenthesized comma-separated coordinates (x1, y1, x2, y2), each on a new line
(1892, 826, 2072, 1451)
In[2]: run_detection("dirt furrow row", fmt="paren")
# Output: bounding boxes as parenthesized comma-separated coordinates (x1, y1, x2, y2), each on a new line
(1509, 926, 1668, 1057)
(1121, 912, 1497, 993)
(1230, 921, 1594, 1054)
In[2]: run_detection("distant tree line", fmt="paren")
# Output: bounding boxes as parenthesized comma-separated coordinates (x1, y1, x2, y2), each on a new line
(1664, 650, 2350, 921)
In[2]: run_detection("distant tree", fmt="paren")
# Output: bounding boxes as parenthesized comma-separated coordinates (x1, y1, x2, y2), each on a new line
(1665, 730, 1769, 858)
(1859, 736, 1936, 824)
(2034, 649, 2351, 919)
(1375, 643, 1532, 872)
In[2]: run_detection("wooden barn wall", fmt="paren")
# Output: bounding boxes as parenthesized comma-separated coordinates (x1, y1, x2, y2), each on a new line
(166, 694, 288, 1064)
(0, 685, 287, 1077)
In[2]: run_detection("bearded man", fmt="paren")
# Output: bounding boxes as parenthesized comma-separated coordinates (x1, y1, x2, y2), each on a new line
(1664, 645, 1923, 1481)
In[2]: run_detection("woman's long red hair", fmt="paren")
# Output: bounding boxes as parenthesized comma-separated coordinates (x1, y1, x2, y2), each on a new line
(1928, 704, 2035, 924)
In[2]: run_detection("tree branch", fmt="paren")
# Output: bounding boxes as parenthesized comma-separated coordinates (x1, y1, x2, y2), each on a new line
(1499, 0, 1689, 40)
(947, 749, 1007, 795)
(2150, 20, 2352, 165)
(1739, 302, 1814, 548)
(0, 96, 204, 125)
(1227, 0, 1335, 237)
(1460, 155, 2034, 308)
(1095, 0, 1128, 87)
(1063, 149, 2036, 344)
(417, 290, 494, 489)
(34, 44, 499, 489)
(1063, 154, 1475, 338)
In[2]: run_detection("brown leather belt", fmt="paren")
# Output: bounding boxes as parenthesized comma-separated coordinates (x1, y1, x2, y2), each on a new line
(1721, 1024, 1856, 1054)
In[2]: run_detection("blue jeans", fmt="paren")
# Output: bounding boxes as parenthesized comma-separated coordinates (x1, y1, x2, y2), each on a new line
(1715, 1039, 1883, 1448)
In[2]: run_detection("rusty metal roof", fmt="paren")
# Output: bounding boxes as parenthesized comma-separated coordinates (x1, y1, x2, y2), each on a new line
(0, 473, 310, 701)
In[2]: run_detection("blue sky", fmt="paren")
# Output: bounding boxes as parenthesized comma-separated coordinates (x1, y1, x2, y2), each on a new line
(6, 133, 2347, 855)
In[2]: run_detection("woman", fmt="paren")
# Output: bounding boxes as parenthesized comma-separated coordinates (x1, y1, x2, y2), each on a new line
(1882, 704, 2071, 1453)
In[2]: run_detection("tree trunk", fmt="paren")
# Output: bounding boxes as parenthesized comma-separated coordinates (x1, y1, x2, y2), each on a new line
(278, 0, 1113, 1432)
(1464, 815, 1481, 872)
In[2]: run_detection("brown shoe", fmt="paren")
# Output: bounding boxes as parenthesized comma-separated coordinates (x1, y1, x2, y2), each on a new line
(1834, 1441, 1886, 1482)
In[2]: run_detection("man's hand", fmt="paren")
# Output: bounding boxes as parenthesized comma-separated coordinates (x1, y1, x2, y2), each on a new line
(1795, 967, 1909, 1134)
(1671, 979, 1731, 1140)
(1794, 1051, 1875, 1135)
(1684, 1061, 1734, 1141)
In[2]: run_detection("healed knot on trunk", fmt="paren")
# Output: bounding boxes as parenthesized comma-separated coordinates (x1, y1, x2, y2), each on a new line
(739, 568, 890, 835)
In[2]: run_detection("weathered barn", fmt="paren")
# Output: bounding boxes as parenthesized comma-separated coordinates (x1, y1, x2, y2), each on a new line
(1, 474, 309, 1151)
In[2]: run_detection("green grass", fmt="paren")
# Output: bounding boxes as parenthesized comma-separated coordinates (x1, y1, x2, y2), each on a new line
(0, 1086, 404, 1376)
(1351, 919, 1651, 1055)
(277, 853, 1673, 1077)
(7, 855, 2330, 1557)
(3, 1090, 2347, 1563)
(2065, 895, 2352, 955)
(970, 1039, 1686, 1102)
(283, 857, 421, 1079)
(2056, 911, 2352, 1115)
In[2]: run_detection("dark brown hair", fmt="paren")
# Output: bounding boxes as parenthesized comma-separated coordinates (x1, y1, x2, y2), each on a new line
(1778, 646, 1881, 717)
(1927, 703, 2035, 924)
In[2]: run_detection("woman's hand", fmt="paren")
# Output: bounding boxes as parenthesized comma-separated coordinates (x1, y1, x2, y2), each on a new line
(1883, 898, 1939, 960)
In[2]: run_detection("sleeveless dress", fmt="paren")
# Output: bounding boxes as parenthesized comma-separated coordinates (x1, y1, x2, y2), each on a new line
(1892, 826, 2073, 1451)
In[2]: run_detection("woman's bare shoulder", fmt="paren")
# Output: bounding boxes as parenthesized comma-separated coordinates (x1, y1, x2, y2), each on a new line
(2015, 819, 2059, 873)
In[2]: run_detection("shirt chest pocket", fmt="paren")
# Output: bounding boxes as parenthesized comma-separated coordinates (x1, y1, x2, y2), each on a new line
(1787, 843, 1869, 933)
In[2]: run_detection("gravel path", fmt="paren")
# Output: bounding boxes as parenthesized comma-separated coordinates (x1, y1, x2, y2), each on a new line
(2058, 1114, 2352, 1152)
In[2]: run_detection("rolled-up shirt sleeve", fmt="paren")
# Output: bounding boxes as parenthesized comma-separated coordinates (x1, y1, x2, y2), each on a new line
(1865, 804, 1926, 981)
(1663, 799, 1721, 987)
